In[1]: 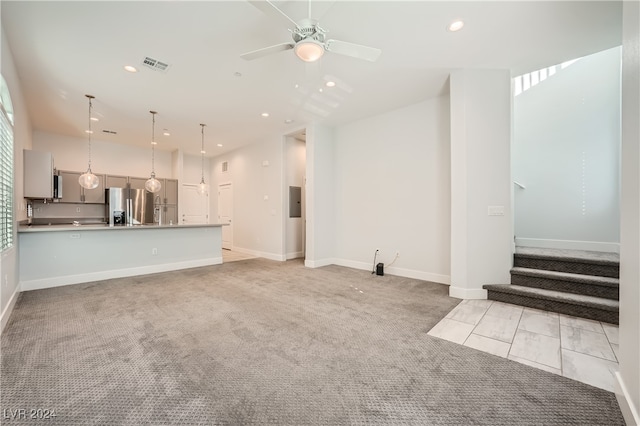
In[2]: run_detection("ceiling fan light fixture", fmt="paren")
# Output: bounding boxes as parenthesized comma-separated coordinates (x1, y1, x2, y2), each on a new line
(294, 38, 325, 62)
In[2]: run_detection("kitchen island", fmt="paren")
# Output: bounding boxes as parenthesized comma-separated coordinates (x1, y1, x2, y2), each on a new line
(19, 223, 225, 291)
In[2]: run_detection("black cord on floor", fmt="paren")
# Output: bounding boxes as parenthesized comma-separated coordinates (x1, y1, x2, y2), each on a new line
(371, 249, 379, 274)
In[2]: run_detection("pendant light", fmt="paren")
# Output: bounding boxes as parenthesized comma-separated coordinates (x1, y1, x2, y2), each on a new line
(144, 110, 162, 193)
(78, 94, 100, 189)
(196, 123, 208, 195)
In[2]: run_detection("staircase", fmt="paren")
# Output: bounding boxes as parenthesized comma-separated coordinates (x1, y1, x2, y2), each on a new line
(483, 247, 619, 325)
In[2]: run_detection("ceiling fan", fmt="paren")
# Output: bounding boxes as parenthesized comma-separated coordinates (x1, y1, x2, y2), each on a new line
(241, 0, 381, 63)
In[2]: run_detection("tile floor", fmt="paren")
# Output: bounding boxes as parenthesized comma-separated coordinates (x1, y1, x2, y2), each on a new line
(428, 299, 620, 392)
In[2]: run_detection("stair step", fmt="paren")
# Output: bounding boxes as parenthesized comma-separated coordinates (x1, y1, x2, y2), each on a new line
(484, 284, 618, 325)
(515, 247, 619, 278)
(510, 267, 619, 300)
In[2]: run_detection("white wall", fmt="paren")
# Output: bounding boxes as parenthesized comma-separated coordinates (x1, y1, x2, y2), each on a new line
(617, 1, 640, 423)
(33, 130, 173, 179)
(450, 69, 513, 299)
(182, 152, 210, 185)
(513, 47, 621, 252)
(210, 136, 284, 260)
(332, 97, 451, 282)
(284, 136, 305, 259)
(1, 26, 32, 331)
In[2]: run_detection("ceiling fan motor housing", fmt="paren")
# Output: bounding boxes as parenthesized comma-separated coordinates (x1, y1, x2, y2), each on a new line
(292, 19, 326, 44)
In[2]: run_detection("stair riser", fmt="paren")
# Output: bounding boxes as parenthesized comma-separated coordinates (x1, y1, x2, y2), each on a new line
(486, 291, 618, 325)
(511, 274, 619, 300)
(514, 256, 619, 278)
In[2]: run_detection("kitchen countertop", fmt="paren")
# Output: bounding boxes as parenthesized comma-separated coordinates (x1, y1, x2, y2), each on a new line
(18, 223, 227, 233)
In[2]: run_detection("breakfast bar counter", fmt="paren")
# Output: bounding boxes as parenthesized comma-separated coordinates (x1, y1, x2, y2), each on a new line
(18, 223, 225, 291)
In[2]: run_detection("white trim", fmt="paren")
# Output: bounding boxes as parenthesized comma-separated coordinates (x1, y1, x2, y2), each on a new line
(232, 246, 286, 262)
(286, 251, 304, 260)
(304, 258, 333, 268)
(0, 281, 20, 334)
(615, 372, 640, 426)
(20, 257, 223, 292)
(515, 238, 620, 253)
(332, 258, 451, 285)
(448, 286, 488, 300)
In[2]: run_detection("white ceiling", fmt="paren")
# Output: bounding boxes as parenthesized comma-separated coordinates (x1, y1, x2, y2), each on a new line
(1, 1, 622, 157)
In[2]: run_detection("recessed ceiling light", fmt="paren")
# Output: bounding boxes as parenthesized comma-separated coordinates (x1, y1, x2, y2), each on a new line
(318, 88, 323, 93)
(217, 143, 223, 147)
(163, 129, 170, 136)
(151, 141, 158, 145)
(325, 81, 336, 87)
(85, 130, 93, 134)
(261, 112, 269, 117)
(284, 119, 293, 124)
(447, 20, 464, 32)
(200, 150, 206, 154)
(294, 84, 299, 89)
(124, 65, 138, 73)
(90, 117, 99, 122)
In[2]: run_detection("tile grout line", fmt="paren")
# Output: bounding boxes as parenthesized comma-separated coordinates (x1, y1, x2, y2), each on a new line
(461, 300, 493, 346)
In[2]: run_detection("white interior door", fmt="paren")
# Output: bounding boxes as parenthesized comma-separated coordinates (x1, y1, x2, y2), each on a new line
(218, 183, 233, 250)
(182, 184, 209, 224)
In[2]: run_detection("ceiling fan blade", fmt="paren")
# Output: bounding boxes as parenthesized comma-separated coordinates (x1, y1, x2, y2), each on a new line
(325, 39, 382, 62)
(248, 0, 299, 30)
(240, 42, 295, 61)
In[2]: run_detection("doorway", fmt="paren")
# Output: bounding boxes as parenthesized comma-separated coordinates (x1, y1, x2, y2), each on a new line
(218, 183, 233, 250)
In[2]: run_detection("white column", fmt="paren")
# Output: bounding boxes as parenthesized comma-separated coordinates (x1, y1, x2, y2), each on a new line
(449, 69, 513, 299)
(617, 1, 640, 423)
(305, 123, 335, 268)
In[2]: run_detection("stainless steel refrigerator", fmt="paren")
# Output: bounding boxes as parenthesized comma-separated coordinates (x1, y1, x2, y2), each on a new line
(106, 187, 154, 226)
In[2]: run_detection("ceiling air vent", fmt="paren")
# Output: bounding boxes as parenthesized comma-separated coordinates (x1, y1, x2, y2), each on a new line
(222, 161, 228, 173)
(142, 56, 170, 73)
(102, 129, 117, 135)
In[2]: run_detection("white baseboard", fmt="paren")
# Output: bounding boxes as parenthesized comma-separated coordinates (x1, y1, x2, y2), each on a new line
(0, 282, 21, 334)
(515, 238, 620, 253)
(286, 251, 304, 260)
(20, 257, 223, 291)
(304, 258, 334, 268)
(232, 246, 286, 261)
(448, 286, 488, 300)
(615, 371, 640, 426)
(322, 258, 451, 285)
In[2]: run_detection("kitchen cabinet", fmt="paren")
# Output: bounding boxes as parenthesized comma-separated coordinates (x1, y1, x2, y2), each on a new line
(105, 175, 128, 188)
(163, 179, 178, 205)
(83, 175, 105, 203)
(23, 150, 54, 198)
(128, 177, 148, 190)
(59, 170, 105, 204)
(163, 205, 177, 225)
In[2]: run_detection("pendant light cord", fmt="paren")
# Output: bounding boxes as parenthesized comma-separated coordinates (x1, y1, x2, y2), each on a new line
(200, 123, 206, 184)
(150, 111, 157, 177)
(86, 94, 94, 173)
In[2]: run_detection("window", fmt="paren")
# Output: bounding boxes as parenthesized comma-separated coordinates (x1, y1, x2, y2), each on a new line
(0, 74, 14, 252)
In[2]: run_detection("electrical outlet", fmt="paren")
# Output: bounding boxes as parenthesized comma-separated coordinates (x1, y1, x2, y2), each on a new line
(152, 248, 158, 255)
(76, 207, 81, 213)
